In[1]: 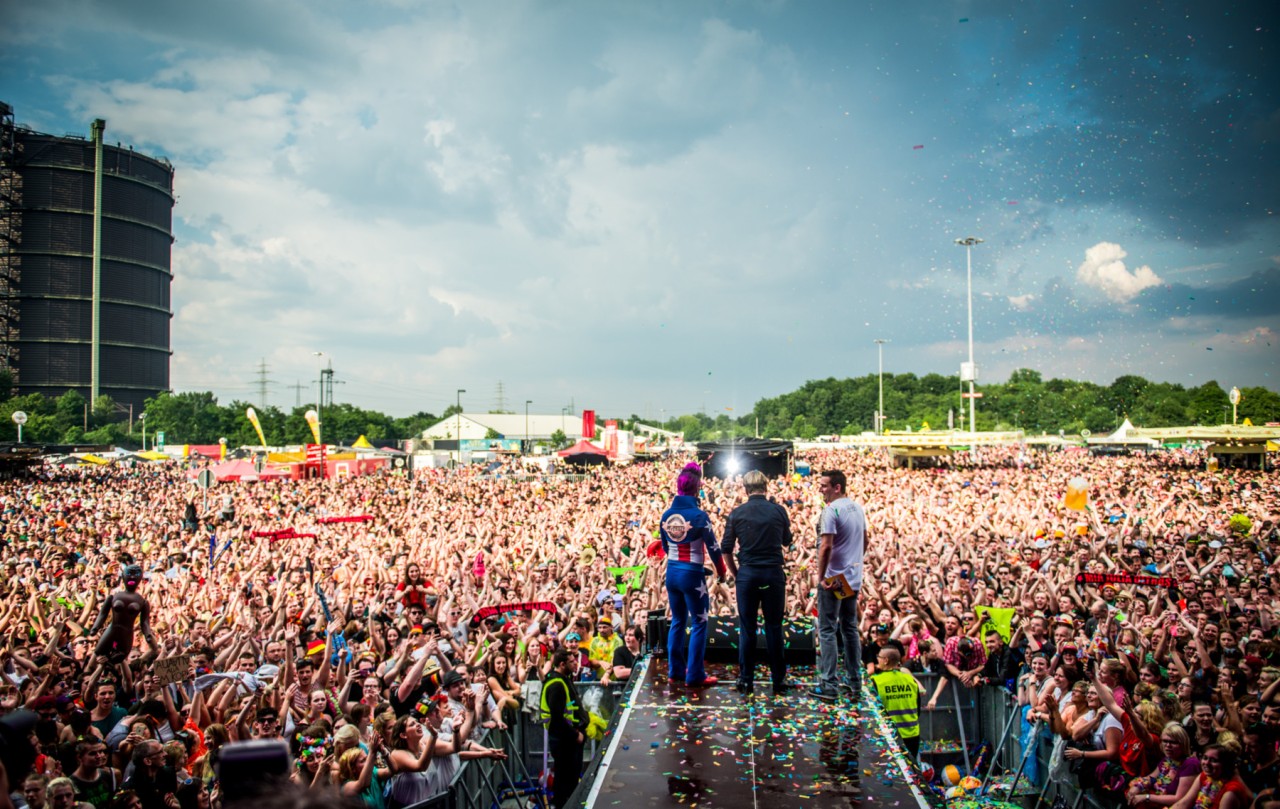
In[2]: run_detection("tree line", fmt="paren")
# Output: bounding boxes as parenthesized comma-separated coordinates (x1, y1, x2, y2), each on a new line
(0, 369, 1275, 447)
(646, 370, 1280, 441)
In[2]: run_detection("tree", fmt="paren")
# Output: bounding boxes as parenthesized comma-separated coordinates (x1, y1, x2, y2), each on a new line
(549, 428, 568, 448)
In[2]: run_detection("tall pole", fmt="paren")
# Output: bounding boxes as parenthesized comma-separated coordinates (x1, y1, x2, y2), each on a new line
(90, 118, 106, 403)
(140, 413, 147, 451)
(955, 237, 983, 434)
(456, 389, 466, 461)
(525, 400, 532, 453)
(875, 338, 888, 433)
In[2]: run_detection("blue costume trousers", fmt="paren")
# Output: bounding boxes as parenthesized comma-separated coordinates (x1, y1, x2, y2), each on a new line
(666, 564, 710, 684)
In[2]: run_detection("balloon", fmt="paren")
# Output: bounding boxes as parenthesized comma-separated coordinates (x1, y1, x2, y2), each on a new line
(943, 764, 962, 785)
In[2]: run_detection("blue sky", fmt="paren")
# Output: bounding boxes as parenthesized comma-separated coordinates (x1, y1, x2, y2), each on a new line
(3, 0, 1277, 419)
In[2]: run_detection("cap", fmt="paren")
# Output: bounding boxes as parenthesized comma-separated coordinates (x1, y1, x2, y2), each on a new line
(441, 670, 466, 688)
(565, 632, 582, 642)
(874, 623, 891, 634)
(1060, 644, 1079, 655)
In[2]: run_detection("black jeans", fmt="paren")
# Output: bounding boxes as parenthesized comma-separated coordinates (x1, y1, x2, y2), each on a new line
(549, 732, 584, 809)
(735, 565, 787, 687)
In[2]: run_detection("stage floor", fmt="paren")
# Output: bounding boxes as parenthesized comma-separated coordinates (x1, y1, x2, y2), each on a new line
(584, 659, 939, 808)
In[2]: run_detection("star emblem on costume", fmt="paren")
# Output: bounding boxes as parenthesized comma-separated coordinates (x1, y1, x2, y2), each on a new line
(695, 580, 708, 598)
(695, 611, 709, 624)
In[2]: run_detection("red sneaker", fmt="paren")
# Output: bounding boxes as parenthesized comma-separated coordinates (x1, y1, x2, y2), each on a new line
(687, 676, 718, 687)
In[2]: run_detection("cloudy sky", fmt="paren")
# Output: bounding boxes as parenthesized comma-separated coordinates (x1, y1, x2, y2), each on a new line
(3, 0, 1277, 419)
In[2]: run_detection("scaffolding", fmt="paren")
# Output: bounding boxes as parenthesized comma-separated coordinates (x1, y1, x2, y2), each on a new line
(0, 102, 20, 378)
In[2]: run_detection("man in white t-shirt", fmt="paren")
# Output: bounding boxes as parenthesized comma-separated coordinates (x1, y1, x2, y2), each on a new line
(810, 469, 867, 702)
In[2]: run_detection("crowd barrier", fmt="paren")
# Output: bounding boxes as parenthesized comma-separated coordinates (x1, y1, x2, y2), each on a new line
(406, 668, 1113, 809)
(913, 672, 1109, 809)
(403, 679, 623, 809)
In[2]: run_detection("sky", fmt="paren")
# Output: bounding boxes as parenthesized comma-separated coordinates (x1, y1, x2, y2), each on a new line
(3, 0, 1278, 420)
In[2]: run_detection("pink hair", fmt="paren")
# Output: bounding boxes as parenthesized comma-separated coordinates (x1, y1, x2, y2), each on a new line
(676, 462, 703, 496)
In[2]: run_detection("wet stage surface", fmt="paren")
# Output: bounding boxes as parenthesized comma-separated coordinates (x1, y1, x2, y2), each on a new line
(585, 659, 940, 808)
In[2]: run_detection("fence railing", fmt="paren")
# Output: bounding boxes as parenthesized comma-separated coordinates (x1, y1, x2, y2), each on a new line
(402, 679, 624, 809)
(913, 672, 1109, 809)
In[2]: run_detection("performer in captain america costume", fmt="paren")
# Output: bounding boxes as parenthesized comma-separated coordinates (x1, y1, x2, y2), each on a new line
(659, 462, 728, 686)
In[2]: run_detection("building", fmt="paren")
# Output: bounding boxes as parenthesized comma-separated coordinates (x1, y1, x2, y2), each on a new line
(0, 102, 175, 412)
(420, 412, 586, 444)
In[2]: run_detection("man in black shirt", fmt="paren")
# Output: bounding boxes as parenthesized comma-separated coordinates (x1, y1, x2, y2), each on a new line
(723, 470, 793, 695)
(978, 629, 1024, 691)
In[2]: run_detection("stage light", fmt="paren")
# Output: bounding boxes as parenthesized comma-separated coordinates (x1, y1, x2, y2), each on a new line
(726, 456, 740, 474)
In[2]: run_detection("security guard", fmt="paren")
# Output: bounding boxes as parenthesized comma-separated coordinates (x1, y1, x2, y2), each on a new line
(868, 646, 921, 758)
(541, 648, 589, 808)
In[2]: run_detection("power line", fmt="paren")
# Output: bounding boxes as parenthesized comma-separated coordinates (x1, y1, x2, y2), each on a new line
(495, 380, 506, 412)
(287, 380, 306, 408)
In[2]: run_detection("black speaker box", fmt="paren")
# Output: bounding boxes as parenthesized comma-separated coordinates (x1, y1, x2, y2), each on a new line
(645, 612, 815, 664)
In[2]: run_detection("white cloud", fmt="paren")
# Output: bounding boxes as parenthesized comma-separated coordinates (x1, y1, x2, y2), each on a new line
(1007, 294, 1035, 310)
(1075, 242, 1162, 303)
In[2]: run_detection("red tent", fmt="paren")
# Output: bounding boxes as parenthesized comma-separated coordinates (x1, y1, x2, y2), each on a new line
(188, 459, 290, 482)
(556, 439, 610, 458)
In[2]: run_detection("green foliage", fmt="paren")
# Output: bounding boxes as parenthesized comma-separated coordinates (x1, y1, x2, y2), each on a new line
(747, 372, 1276, 438)
(549, 428, 568, 448)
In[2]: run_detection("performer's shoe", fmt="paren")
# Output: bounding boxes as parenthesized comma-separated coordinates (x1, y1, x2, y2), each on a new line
(807, 686, 838, 702)
(687, 676, 719, 687)
(771, 683, 790, 697)
(735, 680, 753, 695)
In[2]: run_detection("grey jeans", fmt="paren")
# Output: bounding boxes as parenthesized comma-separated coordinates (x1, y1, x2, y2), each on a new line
(816, 587, 861, 691)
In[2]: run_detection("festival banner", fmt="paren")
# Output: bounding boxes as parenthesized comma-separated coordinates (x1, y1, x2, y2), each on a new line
(250, 528, 317, 541)
(304, 409, 322, 444)
(317, 515, 374, 524)
(1074, 572, 1175, 589)
(245, 407, 268, 447)
(469, 600, 559, 627)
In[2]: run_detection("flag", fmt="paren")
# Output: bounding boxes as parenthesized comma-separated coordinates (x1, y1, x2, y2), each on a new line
(306, 638, 325, 656)
(246, 407, 268, 447)
(974, 605, 1015, 642)
(304, 409, 321, 444)
(607, 565, 648, 594)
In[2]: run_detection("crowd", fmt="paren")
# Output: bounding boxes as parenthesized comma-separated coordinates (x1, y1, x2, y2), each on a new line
(0, 445, 1276, 809)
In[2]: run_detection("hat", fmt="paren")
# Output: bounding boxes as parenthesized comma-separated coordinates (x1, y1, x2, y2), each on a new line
(1208, 540, 1223, 549)
(596, 620, 614, 630)
(565, 632, 582, 642)
(874, 623, 891, 634)
(1033, 539, 1050, 549)
(441, 670, 465, 688)
(1060, 644, 1079, 655)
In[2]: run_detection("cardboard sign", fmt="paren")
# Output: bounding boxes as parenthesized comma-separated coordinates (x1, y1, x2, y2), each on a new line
(154, 654, 191, 686)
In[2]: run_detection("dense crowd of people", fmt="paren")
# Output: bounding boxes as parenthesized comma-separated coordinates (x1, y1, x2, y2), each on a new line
(0, 445, 1276, 809)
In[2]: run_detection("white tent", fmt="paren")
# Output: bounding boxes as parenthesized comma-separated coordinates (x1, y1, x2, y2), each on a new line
(1087, 418, 1160, 448)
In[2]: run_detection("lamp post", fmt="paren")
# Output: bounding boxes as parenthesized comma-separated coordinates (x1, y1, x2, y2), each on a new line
(874, 338, 889, 433)
(139, 412, 147, 451)
(313, 351, 325, 446)
(955, 236, 983, 434)
(525, 400, 532, 453)
(455, 389, 466, 461)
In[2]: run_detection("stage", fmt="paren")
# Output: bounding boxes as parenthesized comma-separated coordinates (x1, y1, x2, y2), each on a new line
(580, 658, 941, 808)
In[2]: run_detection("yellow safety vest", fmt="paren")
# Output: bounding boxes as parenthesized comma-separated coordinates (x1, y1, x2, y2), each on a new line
(870, 668, 920, 739)
(539, 674, 580, 726)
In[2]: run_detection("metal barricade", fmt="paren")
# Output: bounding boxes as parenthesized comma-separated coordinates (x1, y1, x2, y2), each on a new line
(911, 681, 1117, 809)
